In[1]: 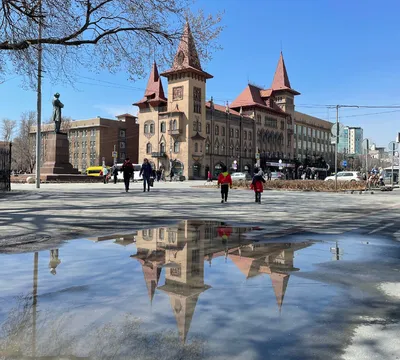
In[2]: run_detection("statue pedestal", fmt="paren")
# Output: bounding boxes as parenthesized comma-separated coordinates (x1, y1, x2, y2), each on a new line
(41, 133, 79, 174)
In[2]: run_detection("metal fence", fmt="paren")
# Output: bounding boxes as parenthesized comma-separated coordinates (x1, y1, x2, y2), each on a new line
(0, 142, 12, 191)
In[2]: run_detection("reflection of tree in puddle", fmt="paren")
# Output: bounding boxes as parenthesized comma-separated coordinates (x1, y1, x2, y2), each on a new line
(0, 294, 205, 359)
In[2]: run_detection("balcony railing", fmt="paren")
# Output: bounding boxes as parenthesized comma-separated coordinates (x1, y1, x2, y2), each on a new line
(151, 152, 166, 158)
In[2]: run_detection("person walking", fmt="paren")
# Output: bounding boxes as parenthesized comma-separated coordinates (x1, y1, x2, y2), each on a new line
(112, 165, 119, 184)
(156, 168, 162, 182)
(217, 165, 232, 203)
(140, 158, 153, 192)
(170, 168, 175, 182)
(122, 158, 134, 192)
(251, 167, 265, 204)
(102, 166, 109, 184)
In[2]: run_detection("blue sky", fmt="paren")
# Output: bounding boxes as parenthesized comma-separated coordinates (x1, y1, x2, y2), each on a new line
(1, 0, 399, 146)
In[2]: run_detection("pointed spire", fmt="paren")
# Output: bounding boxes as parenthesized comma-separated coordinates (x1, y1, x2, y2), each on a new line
(161, 22, 212, 79)
(173, 21, 202, 71)
(271, 52, 291, 90)
(142, 263, 162, 303)
(270, 272, 290, 312)
(144, 62, 166, 100)
(134, 61, 167, 107)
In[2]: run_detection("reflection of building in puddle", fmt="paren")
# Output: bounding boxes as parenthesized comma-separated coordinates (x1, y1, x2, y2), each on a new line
(86, 233, 137, 245)
(229, 242, 312, 311)
(131, 220, 312, 342)
(49, 249, 61, 275)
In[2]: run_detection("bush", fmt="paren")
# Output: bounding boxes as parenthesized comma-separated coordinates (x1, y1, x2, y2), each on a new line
(230, 179, 366, 192)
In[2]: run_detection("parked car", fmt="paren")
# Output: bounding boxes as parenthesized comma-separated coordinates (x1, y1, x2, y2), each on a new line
(324, 171, 362, 182)
(231, 172, 252, 181)
(268, 171, 285, 180)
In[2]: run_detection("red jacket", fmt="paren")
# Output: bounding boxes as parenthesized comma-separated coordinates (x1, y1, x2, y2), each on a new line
(217, 172, 232, 186)
(251, 180, 264, 193)
(217, 226, 232, 238)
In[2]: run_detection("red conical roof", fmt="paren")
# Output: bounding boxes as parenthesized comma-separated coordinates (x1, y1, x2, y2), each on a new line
(270, 272, 290, 311)
(271, 52, 300, 95)
(133, 62, 167, 107)
(161, 22, 212, 79)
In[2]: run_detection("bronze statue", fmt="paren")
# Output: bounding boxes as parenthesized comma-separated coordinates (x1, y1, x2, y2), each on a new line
(52, 93, 64, 133)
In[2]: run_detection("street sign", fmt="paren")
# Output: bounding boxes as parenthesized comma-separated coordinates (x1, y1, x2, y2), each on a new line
(388, 141, 398, 156)
(112, 151, 118, 158)
(342, 160, 347, 167)
(331, 123, 345, 137)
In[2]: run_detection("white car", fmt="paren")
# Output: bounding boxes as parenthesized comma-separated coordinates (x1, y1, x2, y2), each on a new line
(325, 171, 362, 182)
(231, 172, 252, 181)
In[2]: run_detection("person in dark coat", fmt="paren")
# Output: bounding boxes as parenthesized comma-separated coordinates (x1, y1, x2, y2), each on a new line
(112, 165, 119, 184)
(139, 158, 153, 192)
(122, 158, 134, 192)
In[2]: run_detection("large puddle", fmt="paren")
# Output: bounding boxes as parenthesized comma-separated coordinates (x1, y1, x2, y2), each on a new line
(0, 220, 398, 359)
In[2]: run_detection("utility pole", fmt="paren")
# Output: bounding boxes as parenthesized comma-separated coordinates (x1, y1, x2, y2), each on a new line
(35, 0, 43, 189)
(332, 105, 359, 191)
(334, 105, 339, 191)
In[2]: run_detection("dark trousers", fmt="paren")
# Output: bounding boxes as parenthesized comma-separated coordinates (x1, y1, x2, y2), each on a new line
(221, 184, 229, 201)
(143, 176, 150, 191)
(255, 192, 262, 203)
(103, 175, 108, 184)
(113, 175, 118, 184)
(124, 175, 130, 191)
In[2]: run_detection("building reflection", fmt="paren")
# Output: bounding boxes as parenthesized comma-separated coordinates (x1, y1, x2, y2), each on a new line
(132, 220, 313, 342)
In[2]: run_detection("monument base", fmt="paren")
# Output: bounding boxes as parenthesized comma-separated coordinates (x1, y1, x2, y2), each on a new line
(41, 132, 80, 175)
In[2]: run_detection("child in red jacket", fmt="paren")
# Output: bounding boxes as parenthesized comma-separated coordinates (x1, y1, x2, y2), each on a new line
(251, 168, 265, 203)
(217, 165, 232, 203)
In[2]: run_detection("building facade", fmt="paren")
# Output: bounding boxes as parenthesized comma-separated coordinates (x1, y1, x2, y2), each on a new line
(348, 126, 363, 155)
(293, 112, 335, 166)
(135, 23, 334, 179)
(31, 114, 138, 172)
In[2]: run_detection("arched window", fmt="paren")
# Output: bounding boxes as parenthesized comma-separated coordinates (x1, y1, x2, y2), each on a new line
(206, 123, 210, 134)
(146, 143, 152, 154)
(160, 122, 166, 133)
(221, 145, 225, 155)
(194, 142, 198, 153)
(215, 125, 219, 135)
(172, 120, 177, 130)
(200, 142, 203, 152)
(205, 143, 210, 154)
(174, 141, 180, 153)
(150, 123, 155, 134)
(144, 124, 149, 134)
(160, 142, 165, 153)
(244, 131, 247, 140)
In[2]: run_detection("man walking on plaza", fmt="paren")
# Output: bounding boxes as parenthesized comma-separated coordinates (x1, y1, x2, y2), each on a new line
(122, 158, 134, 192)
(140, 158, 153, 192)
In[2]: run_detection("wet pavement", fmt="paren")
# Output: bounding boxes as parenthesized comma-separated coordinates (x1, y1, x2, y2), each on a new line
(0, 220, 399, 360)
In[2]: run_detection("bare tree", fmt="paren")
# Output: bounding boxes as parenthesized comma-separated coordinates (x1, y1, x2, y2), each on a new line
(1, 118, 16, 141)
(0, 0, 223, 86)
(11, 111, 36, 172)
